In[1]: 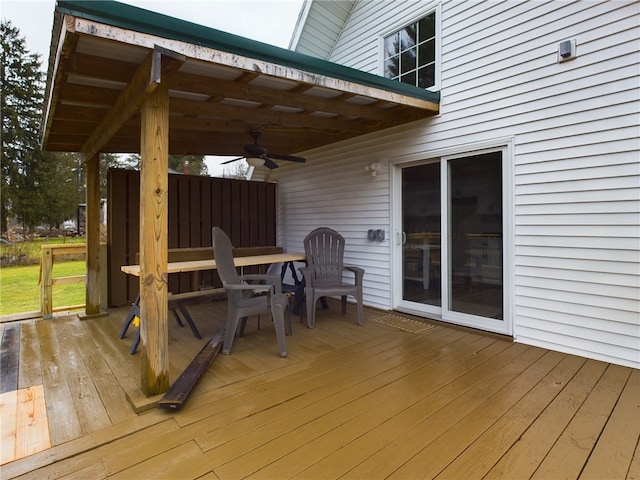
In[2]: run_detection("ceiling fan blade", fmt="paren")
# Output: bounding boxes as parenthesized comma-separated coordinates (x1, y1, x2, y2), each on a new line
(267, 153, 306, 163)
(220, 156, 244, 165)
(263, 157, 279, 169)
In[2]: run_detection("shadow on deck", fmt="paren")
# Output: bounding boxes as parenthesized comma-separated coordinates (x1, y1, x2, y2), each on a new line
(1, 298, 638, 479)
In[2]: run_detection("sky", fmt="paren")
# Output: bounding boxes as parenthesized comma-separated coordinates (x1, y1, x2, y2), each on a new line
(1, 0, 306, 175)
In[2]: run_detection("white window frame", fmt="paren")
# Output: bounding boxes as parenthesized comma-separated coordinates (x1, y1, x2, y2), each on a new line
(379, 2, 442, 92)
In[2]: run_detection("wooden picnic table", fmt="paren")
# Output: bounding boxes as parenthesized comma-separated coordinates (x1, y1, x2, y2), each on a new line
(120, 252, 306, 277)
(119, 251, 306, 354)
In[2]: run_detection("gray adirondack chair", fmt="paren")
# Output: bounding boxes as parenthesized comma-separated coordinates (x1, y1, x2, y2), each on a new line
(300, 227, 364, 328)
(212, 227, 289, 357)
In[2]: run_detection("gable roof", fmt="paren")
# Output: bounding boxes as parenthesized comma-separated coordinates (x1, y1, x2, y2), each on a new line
(289, 0, 357, 58)
(43, 0, 439, 157)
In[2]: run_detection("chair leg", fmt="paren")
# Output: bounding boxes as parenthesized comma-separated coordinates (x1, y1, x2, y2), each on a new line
(285, 303, 292, 336)
(223, 312, 243, 355)
(306, 292, 316, 329)
(271, 299, 288, 358)
(238, 317, 248, 337)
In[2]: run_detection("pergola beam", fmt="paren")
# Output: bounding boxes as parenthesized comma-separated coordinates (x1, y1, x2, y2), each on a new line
(79, 46, 185, 161)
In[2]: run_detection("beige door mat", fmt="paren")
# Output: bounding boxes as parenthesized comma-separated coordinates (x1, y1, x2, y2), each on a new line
(370, 314, 436, 334)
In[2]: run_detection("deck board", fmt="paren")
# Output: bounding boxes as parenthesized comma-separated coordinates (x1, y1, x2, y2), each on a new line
(387, 349, 566, 479)
(0, 386, 51, 465)
(35, 319, 83, 445)
(240, 335, 498, 480)
(17, 321, 43, 389)
(1, 323, 20, 393)
(0, 389, 17, 464)
(580, 368, 640, 479)
(55, 319, 112, 435)
(1, 299, 638, 480)
(436, 354, 590, 479)
(299, 338, 518, 479)
(483, 357, 604, 478)
(531, 363, 633, 479)
(13, 386, 51, 462)
(71, 319, 135, 426)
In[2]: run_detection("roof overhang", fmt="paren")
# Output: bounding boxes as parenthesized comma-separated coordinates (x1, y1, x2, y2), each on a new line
(43, 0, 440, 157)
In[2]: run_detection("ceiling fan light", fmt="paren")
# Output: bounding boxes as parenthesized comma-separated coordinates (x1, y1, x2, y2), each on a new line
(246, 157, 264, 167)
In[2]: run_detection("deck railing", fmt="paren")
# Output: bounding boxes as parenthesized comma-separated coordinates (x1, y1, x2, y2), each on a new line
(39, 243, 106, 319)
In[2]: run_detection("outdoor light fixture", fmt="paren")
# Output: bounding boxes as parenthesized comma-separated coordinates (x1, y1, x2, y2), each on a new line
(557, 39, 577, 63)
(246, 157, 264, 167)
(364, 161, 381, 177)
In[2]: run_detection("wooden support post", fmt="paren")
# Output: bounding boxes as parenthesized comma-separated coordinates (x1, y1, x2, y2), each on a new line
(39, 246, 53, 319)
(139, 80, 170, 396)
(84, 153, 101, 316)
(100, 244, 108, 311)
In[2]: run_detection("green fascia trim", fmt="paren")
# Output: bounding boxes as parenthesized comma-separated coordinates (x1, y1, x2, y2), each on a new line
(56, 0, 440, 105)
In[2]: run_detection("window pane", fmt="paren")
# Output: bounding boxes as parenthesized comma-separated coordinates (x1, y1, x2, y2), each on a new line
(449, 152, 503, 320)
(399, 26, 416, 50)
(403, 163, 441, 307)
(384, 11, 436, 89)
(384, 56, 399, 79)
(418, 39, 435, 65)
(417, 64, 435, 88)
(401, 70, 416, 86)
(419, 14, 436, 42)
(401, 48, 416, 72)
(384, 33, 399, 58)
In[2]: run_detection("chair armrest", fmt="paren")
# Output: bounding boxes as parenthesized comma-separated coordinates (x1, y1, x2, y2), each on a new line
(344, 266, 365, 284)
(300, 265, 364, 287)
(222, 283, 271, 293)
(241, 273, 282, 293)
(299, 266, 313, 286)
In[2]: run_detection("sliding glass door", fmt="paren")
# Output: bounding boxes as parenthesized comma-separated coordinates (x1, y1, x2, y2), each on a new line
(397, 150, 506, 332)
(448, 152, 503, 320)
(401, 162, 441, 309)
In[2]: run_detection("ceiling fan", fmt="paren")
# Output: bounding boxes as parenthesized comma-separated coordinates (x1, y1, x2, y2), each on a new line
(221, 130, 306, 169)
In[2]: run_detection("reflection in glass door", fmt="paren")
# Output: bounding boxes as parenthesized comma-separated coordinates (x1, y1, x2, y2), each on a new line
(449, 152, 503, 320)
(402, 162, 441, 307)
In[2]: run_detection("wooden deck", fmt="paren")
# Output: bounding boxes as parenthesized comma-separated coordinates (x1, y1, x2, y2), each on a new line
(1, 298, 638, 479)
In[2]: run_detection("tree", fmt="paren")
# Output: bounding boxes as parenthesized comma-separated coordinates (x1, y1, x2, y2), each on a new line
(109, 154, 209, 176)
(168, 155, 208, 176)
(223, 160, 250, 179)
(1, 19, 44, 232)
(1, 20, 85, 233)
(38, 151, 83, 228)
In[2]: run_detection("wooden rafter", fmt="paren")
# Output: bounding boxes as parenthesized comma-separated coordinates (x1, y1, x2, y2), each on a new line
(79, 46, 186, 161)
(44, 13, 438, 157)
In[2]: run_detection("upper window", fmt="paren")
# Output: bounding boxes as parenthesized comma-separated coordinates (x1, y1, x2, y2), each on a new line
(383, 12, 436, 89)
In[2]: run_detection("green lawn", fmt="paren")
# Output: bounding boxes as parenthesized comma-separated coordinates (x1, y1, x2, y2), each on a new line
(0, 260, 86, 315)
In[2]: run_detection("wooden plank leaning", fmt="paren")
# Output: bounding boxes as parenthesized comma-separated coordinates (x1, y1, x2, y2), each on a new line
(156, 322, 226, 410)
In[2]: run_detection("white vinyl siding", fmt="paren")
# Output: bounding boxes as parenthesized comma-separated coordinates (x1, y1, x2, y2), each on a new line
(280, 0, 639, 368)
(275, 139, 393, 310)
(330, 0, 431, 72)
(291, 0, 356, 58)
